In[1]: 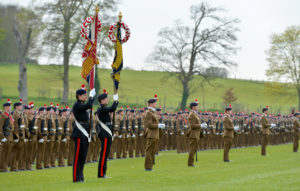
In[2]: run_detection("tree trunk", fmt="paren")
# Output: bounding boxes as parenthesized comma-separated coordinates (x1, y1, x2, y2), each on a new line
(13, 22, 30, 104)
(18, 58, 28, 104)
(297, 88, 300, 111)
(180, 79, 189, 109)
(95, 64, 101, 95)
(62, 21, 70, 104)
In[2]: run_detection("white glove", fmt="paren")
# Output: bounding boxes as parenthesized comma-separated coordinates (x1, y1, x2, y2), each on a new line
(33, 126, 38, 130)
(20, 125, 25, 129)
(1, 138, 7, 143)
(271, 124, 276, 128)
(119, 135, 122, 138)
(38, 139, 44, 143)
(158, 123, 165, 129)
(181, 132, 184, 135)
(62, 138, 67, 142)
(14, 139, 19, 143)
(132, 134, 136, 138)
(201, 123, 207, 129)
(234, 126, 239, 131)
(127, 135, 130, 138)
(170, 132, 173, 135)
(24, 139, 28, 143)
(113, 94, 119, 101)
(139, 133, 143, 136)
(89, 88, 96, 98)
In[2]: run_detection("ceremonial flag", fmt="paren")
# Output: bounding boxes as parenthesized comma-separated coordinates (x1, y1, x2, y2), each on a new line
(111, 21, 123, 92)
(81, 14, 100, 89)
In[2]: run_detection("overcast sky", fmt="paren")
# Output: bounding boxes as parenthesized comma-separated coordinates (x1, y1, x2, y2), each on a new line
(2, 0, 300, 80)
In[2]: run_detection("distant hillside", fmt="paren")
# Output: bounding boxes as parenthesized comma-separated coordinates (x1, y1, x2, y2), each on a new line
(0, 63, 297, 113)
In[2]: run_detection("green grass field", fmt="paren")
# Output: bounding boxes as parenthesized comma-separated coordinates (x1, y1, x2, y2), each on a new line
(0, 143, 299, 191)
(0, 63, 297, 112)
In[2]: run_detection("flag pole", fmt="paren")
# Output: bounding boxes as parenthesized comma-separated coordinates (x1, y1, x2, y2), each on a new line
(89, 5, 99, 141)
(112, 11, 122, 129)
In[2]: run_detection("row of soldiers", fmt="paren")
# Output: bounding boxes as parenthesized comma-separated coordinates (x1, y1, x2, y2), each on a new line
(0, 99, 299, 172)
(0, 99, 78, 172)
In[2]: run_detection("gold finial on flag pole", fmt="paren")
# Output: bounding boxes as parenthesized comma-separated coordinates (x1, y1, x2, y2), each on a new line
(95, 5, 100, 14)
(118, 11, 122, 21)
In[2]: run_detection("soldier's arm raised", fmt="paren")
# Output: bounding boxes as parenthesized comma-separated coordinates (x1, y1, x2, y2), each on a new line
(77, 97, 94, 112)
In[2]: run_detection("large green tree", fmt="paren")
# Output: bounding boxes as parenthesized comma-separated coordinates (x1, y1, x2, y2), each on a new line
(147, 2, 239, 109)
(36, 0, 117, 104)
(266, 26, 300, 110)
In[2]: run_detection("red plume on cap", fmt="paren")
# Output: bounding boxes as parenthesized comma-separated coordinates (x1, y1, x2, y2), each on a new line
(229, 104, 232, 108)
(56, 104, 59, 108)
(195, 99, 198, 103)
(120, 106, 123, 109)
(154, 94, 158, 99)
(61, 106, 64, 109)
(103, 89, 108, 94)
(134, 107, 136, 110)
(127, 105, 130, 109)
(81, 84, 85, 90)
(44, 104, 47, 108)
(7, 99, 11, 103)
(19, 99, 23, 103)
(266, 105, 269, 108)
(50, 102, 53, 107)
(66, 106, 69, 109)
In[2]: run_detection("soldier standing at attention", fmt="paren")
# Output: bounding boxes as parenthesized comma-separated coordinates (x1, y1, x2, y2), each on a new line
(36, 105, 48, 170)
(260, 106, 274, 156)
(58, 108, 69, 167)
(0, 99, 14, 172)
(223, 104, 234, 162)
(96, 89, 119, 178)
(292, 112, 299, 152)
(187, 99, 200, 167)
(144, 94, 165, 171)
(11, 99, 25, 171)
(72, 85, 95, 183)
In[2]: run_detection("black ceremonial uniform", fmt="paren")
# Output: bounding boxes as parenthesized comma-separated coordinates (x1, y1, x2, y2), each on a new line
(71, 97, 94, 182)
(96, 101, 118, 178)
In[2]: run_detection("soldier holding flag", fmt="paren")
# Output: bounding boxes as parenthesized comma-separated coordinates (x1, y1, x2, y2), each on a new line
(72, 85, 95, 182)
(72, 4, 100, 182)
(96, 89, 119, 178)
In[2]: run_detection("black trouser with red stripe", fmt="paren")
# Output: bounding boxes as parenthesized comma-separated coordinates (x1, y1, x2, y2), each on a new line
(98, 137, 112, 177)
(73, 137, 89, 182)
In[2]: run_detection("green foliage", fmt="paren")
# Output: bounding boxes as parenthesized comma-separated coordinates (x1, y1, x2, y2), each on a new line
(0, 5, 20, 62)
(266, 25, 300, 109)
(0, 63, 297, 113)
(0, 144, 298, 191)
(266, 25, 300, 84)
(222, 88, 238, 105)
